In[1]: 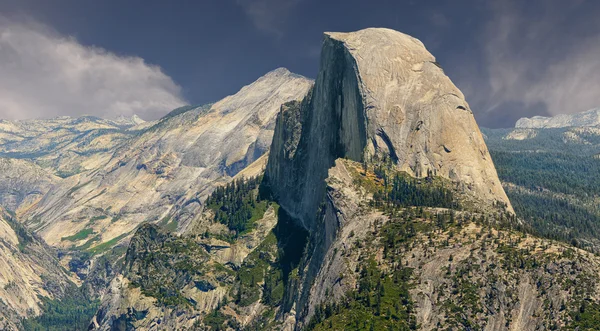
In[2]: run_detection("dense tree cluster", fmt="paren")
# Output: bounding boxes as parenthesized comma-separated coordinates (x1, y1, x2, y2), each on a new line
(492, 151, 600, 198)
(371, 172, 458, 210)
(306, 260, 416, 331)
(21, 289, 98, 331)
(482, 128, 600, 251)
(3, 212, 33, 251)
(488, 149, 600, 251)
(509, 192, 600, 249)
(205, 176, 267, 239)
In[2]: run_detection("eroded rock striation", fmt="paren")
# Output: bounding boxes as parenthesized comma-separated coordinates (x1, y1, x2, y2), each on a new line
(266, 28, 512, 231)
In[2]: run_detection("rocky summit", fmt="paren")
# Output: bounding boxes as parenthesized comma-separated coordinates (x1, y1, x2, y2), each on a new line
(11, 68, 312, 252)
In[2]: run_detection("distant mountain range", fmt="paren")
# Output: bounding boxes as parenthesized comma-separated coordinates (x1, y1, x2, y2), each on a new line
(516, 107, 600, 128)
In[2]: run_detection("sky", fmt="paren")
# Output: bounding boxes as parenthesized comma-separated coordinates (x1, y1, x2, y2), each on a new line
(0, 0, 599, 128)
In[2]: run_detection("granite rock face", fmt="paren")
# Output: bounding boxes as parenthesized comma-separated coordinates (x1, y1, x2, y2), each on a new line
(83, 29, 600, 331)
(266, 28, 512, 230)
(0, 207, 74, 330)
(516, 107, 600, 128)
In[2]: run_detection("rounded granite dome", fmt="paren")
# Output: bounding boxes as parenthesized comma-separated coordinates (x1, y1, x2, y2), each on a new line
(267, 27, 512, 229)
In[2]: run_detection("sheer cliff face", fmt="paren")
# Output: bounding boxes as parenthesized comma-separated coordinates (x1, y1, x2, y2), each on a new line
(266, 28, 512, 230)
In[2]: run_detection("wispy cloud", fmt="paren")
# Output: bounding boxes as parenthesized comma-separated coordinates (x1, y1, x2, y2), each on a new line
(0, 17, 186, 120)
(428, 11, 449, 28)
(236, 0, 301, 38)
(469, 0, 600, 127)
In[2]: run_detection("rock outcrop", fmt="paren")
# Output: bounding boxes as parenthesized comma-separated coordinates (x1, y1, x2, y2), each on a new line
(266, 28, 512, 231)
(516, 107, 600, 128)
(290, 159, 600, 330)
(90, 224, 226, 330)
(90, 203, 287, 330)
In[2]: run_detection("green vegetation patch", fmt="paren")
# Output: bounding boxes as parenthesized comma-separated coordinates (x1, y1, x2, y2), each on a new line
(347, 158, 461, 211)
(87, 232, 129, 255)
(55, 167, 82, 178)
(206, 175, 270, 240)
(234, 207, 308, 309)
(125, 225, 222, 308)
(202, 310, 229, 330)
(3, 212, 34, 251)
(568, 302, 600, 330)
(89, 215, 108, 224)
(370, 170, 459, 210)
(21, 287, 99, 331)
(110, 213, 123, 223)
(61, 228, 94, 242)
(307, 258, 416, 331)
(492, 151, 600, 198)
(158, 216, 179, 232)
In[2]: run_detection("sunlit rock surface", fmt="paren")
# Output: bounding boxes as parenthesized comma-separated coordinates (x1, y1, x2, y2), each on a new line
(266, 28, 512, 231)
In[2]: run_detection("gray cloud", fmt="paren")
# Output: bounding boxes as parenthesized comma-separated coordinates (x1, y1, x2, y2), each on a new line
(236, 0, 301, 38)
(469, 0, 600, 127)
(0, 18, 186, 121)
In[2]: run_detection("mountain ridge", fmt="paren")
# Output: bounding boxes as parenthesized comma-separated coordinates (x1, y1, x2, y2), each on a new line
(18, 67, 312, 252)
(516, 107, 600, 128)
(0, 206, 76, 330)
(0, 67, 313, 329)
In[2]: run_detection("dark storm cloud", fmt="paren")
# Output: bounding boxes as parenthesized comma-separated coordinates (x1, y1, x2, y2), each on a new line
(0, 0, 599, 127)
